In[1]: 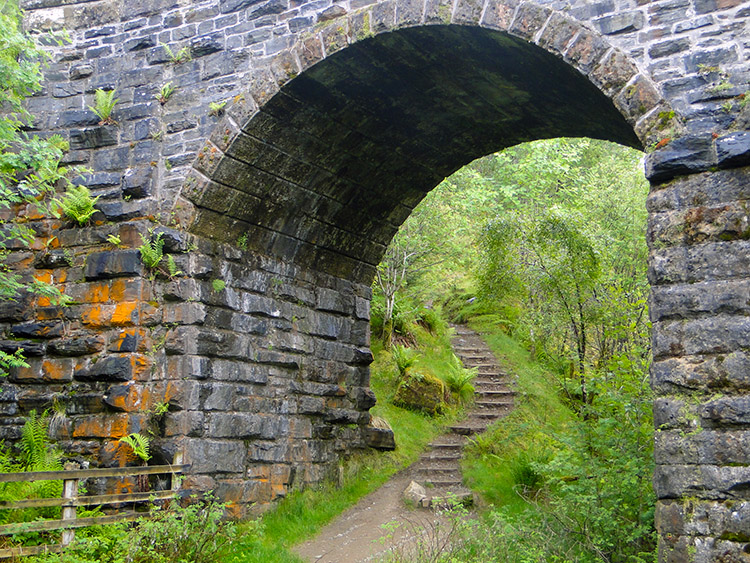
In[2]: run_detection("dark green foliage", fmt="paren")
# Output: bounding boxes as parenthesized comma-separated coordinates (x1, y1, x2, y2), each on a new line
(0, 410, 63, 527)
(29, 497, 237, 563)
(56, 185, 99, 225)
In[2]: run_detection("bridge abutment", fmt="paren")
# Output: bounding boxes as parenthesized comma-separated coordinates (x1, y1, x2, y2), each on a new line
(649, 163, 750, 561)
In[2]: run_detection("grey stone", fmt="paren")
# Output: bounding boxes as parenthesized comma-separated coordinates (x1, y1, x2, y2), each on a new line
(716, 131, 750, 169)
(645, 136, 717, 183)
(84, 250, 142, 280)
(74, 356, 133, 382)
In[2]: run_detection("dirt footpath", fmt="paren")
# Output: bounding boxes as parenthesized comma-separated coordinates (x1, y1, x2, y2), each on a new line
(293, 467, 448, 563)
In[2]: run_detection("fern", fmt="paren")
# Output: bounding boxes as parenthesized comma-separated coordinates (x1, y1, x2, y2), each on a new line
(57, 185, 100, 225)
(0, 410, 63, 526)
(166, 255, 182, 278)
(119, 433, 151, 463)
(138, 232, 164, 270)
(392, 344, 417, 377)
(443, 354, 477, 404)
(88, 88, 118, 124)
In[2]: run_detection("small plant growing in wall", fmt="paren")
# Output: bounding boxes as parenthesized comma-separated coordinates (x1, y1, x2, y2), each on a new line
(160, 42, 192, 64)
(88, 88, 118, 125)
(138, 231, 165, 270)
(166, 255, 183, 279)
(155, 82, 175, 105)
(208, 101, 226, 117)
(119, 433, 151, 463)
(211, 279, 226, 292)
(56, 185, 100, 225)
(106, 233, 123, 248)
(237, 232, 248, 250)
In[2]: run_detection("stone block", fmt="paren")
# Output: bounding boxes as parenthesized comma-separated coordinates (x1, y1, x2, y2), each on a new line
(595, 10, 644, 35)
(11, 321, 64, 339)
(508, 2, 551, 41)
(184, 439, 245, 473)
(716, 131, 750, 170)
(84, 250, 142, 280)
(70, 126, 117, 149)
(74, 355, 134, 382)
(646, 135, 717, 183)
(207, 412, 263, 438)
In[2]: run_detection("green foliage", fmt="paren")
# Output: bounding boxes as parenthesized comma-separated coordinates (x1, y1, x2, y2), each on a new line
(160, 43, 192, 64)
(118, 433, 150, 462)
(442, 353, 476, 404)
(30, 497, 236, 563)
(88, 88, 118, 125)
(391, 344, 417, 377)
(208, 101, 226, 116)
(0, 410, 63, 527)
(211, 279, 226, 292)
(106, 233, 122, 247)
(237, 232, 248, 250)
(123, 496, 235, 563)
(156, 82, 174, 105)
(166, 254, 182, 278)
(56, 185, 100, 225)
(0, 2, 76, 378)
(138, 231, 164, 270)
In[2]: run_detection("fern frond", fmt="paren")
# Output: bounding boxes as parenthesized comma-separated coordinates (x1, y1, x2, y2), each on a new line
(119, 433, 151, 462)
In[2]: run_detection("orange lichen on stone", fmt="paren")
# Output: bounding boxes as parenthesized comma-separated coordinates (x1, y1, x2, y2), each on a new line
(81, 304, 114, 327)
(132, 354, 151, 380)
(73, 414, 131, 439)
(41, 359, 73, 382)
(85, 283, 110, 303)
(111, 301, 139, 326)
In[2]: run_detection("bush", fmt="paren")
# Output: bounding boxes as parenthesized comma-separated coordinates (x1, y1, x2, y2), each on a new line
(30, 496, 238, 563)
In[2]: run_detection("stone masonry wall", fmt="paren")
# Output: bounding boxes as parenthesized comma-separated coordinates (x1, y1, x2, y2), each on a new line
(8, 0, 750, 557)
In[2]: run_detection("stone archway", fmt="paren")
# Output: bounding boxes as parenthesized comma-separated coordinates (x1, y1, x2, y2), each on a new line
(8, 0, 750, 559)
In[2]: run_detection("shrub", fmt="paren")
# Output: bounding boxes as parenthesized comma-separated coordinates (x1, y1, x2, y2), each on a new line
(123, 496, 236, 563)
(30, 496, 238, 563)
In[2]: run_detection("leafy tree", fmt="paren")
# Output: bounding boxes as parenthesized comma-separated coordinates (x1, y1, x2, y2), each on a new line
(0, 0, 72, 376)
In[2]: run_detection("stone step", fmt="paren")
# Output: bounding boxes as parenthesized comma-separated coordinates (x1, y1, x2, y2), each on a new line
(421, 452, 462, 462)
(475, 400, 514, 408)
(419, 464, 460, 475)
(423, 476, 463, 488)
(449, 424, 489, 436)
(475, 390, 515, 398)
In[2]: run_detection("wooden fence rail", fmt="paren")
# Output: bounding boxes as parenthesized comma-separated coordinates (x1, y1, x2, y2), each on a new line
(0, 454, 188, 560)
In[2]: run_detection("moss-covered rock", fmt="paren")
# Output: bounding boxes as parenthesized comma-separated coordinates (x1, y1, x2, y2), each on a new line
(393, 369, 447, 415)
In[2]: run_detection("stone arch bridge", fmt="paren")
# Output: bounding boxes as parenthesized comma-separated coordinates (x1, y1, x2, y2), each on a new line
(4, 0, 750, 559)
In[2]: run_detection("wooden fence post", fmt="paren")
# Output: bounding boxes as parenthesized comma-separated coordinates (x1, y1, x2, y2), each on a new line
(60, 462, 79, 548)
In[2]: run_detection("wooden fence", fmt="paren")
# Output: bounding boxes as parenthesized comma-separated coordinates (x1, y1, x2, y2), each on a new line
(0, 454, 188, 559)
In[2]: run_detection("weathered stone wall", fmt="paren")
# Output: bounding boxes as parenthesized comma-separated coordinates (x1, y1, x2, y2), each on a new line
(8, 0, 750, 557)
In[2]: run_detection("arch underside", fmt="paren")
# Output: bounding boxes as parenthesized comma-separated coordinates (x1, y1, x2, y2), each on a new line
(187, 25, 640, 282)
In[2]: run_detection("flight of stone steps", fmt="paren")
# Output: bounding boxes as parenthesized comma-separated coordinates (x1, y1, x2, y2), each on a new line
(412, 325, 514, 507)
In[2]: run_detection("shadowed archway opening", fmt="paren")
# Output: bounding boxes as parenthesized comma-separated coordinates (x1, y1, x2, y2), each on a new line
(185, 24, 643, 283)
